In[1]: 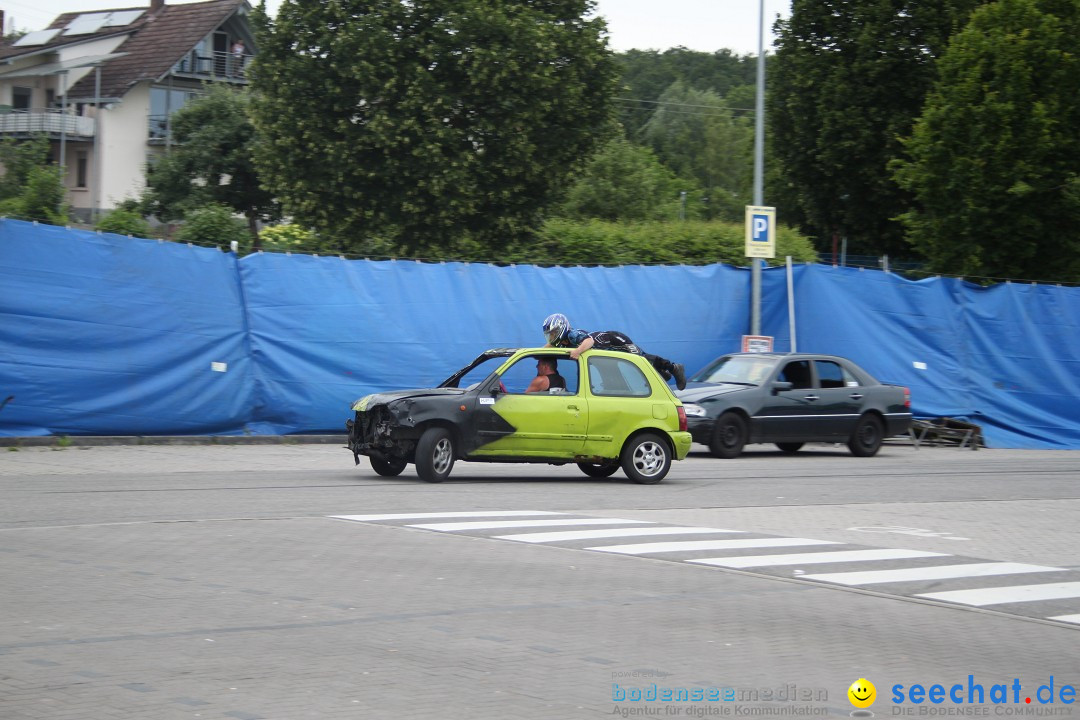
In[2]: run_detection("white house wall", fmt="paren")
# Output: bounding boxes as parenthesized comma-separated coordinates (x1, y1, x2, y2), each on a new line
(93, 80, 151, 213)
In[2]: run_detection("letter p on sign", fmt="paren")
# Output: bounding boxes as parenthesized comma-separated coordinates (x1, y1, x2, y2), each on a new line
(745, 205, 776, 259)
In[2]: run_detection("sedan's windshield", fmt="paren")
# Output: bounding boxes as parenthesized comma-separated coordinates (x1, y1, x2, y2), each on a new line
(690, 355, 779, 385)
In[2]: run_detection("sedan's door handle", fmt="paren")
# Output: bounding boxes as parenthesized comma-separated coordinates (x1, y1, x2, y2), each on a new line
(803, 395, 819, 402)
(849, 393, 864, 400)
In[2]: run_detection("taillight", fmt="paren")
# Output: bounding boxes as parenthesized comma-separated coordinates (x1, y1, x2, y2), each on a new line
(677, 406, 688, 432)
(904, 387, 911, 408)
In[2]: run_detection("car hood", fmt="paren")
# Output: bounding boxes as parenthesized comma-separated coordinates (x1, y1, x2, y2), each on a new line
(676, 382, 752, 403)
(352, 387, 465, 411)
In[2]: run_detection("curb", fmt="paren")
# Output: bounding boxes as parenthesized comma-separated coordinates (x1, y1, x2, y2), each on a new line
(0, 435, 347, 448)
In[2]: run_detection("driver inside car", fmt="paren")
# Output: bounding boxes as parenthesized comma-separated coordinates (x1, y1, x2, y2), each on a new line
(525, 357, 566, 394)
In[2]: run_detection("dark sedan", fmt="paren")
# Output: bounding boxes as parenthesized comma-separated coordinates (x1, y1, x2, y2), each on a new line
(676, 352, 912, 458)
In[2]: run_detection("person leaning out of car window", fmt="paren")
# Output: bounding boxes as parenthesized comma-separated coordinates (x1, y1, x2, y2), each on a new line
(525, 357, 566, 394)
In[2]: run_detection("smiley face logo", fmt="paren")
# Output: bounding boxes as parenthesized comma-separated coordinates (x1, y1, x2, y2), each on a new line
(848, 678, 876, 708)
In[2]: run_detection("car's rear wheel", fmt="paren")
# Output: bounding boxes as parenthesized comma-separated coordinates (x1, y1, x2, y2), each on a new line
(776, 442, 804, 454)
(848, 414, 884, 457)
(415, 427, 455, 482)
(621, 433, 671, 484)
(577, 462, 619, 478)
(710, 412, 747, 459)
(369, 455, 407, 477)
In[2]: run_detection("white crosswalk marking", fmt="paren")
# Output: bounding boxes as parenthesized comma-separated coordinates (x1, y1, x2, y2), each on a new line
(800, 562, 1066, 586)
(1047, 614, 1080, 624)
(917, 581, 1080, 606)
(689, 549, 949, 568)
(329, 509, 1080, 624)
(495, 527, 744, 543)
(408, 518, 655, 532)
(588, 537, 840, 555)
(332, 511, 564, 521)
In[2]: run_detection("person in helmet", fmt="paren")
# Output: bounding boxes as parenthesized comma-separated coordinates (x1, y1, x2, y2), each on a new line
(541, 313, 687, 391)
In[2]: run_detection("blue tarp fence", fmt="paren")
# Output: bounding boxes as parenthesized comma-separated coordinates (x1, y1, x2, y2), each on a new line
(2, 219, 1078, 448)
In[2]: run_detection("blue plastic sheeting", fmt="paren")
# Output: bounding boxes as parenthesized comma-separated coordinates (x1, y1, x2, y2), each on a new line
(761, 265, 1080, 449)
(2, 219, 1080, 448)
(0, 221, 255, 436)
(240, 254, 749, 433)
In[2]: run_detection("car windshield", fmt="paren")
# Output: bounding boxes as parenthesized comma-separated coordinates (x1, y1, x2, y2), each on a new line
(690, 355, 779, 385)
(439, 354, 511, 389)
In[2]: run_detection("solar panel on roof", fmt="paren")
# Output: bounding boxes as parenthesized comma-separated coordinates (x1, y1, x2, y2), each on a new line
(12, 28, 62, 46)
(104, 10, 144, 27)
(63, 13, 110, 36)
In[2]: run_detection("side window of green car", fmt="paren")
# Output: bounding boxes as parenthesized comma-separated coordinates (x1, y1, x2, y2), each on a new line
(588, 356, 652, 397)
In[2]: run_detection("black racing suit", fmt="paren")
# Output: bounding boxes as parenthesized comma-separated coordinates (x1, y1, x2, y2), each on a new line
(559, 329, 679, 381)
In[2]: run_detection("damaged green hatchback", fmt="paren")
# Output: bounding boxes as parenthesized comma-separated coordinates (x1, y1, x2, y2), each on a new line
(346, 348, 692, 483)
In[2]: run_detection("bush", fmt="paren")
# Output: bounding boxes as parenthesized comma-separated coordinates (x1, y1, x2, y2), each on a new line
(95, 208, 152, 238)
(516, 219, 818, 266)
(259, 223, 319, 252)
(175, 205, 248, 247)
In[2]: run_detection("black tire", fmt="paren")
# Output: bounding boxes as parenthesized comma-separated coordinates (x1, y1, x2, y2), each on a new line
(776, 442, 804, 454)
(848, 414, 884, 457)
(709, 412, 747, 459)
(577, 462, 619, 478)
(369, 455, 407, 477)
(415, 427, 455, 482)
(620, 433, 671, 484)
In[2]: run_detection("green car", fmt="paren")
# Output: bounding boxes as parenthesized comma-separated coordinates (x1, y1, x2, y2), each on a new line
(346, 347, 692, 484)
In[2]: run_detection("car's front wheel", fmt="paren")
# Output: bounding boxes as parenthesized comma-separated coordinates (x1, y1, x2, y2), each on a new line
(415, 427, 455, 482)
(848, 414, 884, 457)
(577, 462, 619, 478)
(776, 442, 804, 454)
(369, 455, 407, 477)
(621, 433, 671, 484)
(710, 412, 747, 459)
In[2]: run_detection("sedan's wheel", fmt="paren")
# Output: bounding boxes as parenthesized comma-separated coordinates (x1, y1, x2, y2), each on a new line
(776, 442, 804, 454)
(621, 433, 671, 484)
(369, 455, 407, 477)
(415, 427, 455, 482)
(577, 462, 619, 478)
(848, 414, 884, 457)
(709, 412, 747, 459)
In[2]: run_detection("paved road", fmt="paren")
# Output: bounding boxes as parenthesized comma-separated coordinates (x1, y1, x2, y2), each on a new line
(1, 442, 1078, 719)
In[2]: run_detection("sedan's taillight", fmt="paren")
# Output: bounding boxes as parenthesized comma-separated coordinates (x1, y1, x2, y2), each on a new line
(904, 387, 911, 408)
(677, 406, 688, 432)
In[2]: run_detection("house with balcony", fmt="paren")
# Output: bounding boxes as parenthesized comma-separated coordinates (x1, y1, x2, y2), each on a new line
(0, 0, 254, 222)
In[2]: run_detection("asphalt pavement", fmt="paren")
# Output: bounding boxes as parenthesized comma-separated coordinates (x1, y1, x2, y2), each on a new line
(1, 442, 1078, 719)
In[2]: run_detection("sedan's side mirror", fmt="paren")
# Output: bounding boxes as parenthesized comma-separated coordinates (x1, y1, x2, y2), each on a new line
(772, 381, 793, 394)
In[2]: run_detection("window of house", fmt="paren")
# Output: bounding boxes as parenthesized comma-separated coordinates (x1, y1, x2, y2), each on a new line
(46, 89, 55, 108)
(13, 87, 32, 110)
(76, 152, 88, 188)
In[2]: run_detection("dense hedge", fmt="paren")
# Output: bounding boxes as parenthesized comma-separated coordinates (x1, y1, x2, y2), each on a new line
(521, 219, 819, 266)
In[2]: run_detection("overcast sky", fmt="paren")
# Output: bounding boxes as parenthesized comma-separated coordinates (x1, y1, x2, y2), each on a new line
(7, 0, 790, 56)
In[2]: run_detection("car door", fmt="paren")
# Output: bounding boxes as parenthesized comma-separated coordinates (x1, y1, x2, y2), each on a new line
(812, 359, 865, 438)
(753, 359, 818, 440)
(581, 355, 665, 458)
(471, 354, 587, 458)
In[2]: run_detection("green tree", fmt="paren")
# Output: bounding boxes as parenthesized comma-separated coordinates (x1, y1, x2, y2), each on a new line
(250, 0, 618, 257)
(174, 204, 249, 247)
(893, 0, 1080, 282)
(553, 136, 693, 221)
(770, 0, 985, 256)
(143, 85, 278, 247)
(615, 48, 757, 137)
(641, 82, 753, 221)
(0, 136, 68, 224)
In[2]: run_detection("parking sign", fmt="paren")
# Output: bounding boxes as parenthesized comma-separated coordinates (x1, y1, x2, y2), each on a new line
(745, 205, 776, 259)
